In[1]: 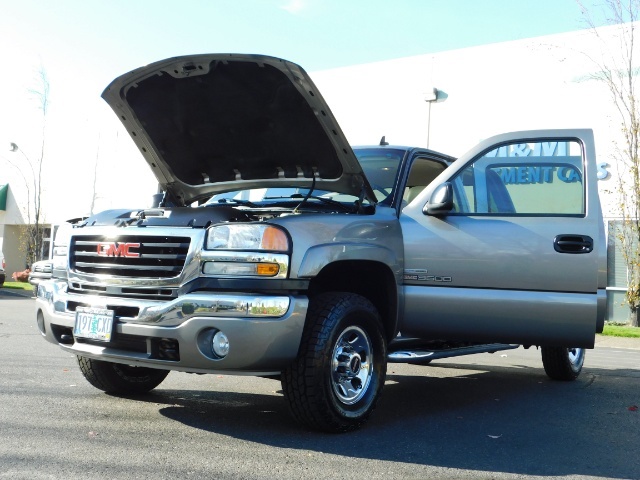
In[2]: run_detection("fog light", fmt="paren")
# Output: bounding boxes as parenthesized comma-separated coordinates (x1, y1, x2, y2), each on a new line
(212, 330, 230, 358)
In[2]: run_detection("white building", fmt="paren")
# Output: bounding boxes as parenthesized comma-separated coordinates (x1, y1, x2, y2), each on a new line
(0, 23, 634, 321)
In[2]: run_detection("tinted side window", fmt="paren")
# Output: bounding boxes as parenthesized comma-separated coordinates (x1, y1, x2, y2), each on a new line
(451, 140, 584, 215)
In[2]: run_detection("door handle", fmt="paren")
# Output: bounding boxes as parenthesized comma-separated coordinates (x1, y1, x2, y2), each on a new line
(554, 234, 593, 254)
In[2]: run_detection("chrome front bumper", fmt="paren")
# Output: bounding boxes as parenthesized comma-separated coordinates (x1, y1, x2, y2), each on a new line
(35, 280, 308, 375)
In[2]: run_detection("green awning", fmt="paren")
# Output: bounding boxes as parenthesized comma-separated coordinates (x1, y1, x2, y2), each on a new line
(0, 184, 7, 211)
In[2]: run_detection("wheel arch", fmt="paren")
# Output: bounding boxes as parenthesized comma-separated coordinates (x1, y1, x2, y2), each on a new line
(307, 260, 399, 341)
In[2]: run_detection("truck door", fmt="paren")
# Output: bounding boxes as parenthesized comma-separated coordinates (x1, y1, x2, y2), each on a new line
(399, 130, 606, 347)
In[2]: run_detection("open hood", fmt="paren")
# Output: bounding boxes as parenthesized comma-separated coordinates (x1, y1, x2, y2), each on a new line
(102, 54, 376, 206)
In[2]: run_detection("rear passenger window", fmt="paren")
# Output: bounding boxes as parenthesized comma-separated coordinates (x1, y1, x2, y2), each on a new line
(451, 140, 584, 215)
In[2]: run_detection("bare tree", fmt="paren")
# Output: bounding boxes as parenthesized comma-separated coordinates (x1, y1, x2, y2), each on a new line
(89, 134, 100, 215)
(579, 0, 640, 325)
(6, 66, 50, 269)
(30, 67, 49, 265)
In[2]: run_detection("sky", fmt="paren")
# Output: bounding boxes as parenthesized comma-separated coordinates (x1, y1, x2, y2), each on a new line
(1, 0, 610, 73)
(0, 0, 611, 131)
(0, 0, 611, 89)
(0, 0, 615, 215)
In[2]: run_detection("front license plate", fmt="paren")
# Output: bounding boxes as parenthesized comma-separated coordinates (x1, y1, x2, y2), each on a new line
(74, 307, 115, 341)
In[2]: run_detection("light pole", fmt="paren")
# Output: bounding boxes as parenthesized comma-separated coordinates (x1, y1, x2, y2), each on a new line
(424, 88, 447, 149)
(8, 142, 43, 266)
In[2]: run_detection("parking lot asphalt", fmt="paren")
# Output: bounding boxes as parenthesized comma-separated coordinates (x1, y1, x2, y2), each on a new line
(2, 295, 639, 479)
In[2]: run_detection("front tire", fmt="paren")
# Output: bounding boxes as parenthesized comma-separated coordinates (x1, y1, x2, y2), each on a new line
(282, 292, 387, 432)
(541, 347, 585, 381)
(77, 356, 169, 394)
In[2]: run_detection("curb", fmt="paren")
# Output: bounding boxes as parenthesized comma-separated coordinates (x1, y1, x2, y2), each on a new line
(0, 288, 35, 298)
(595, 334, 640, 350)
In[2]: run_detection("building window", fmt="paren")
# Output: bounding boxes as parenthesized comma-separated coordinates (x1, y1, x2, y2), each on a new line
(40, 225, 53, 261)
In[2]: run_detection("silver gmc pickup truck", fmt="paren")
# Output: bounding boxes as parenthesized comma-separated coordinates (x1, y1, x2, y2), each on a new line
(36, 54, 606, 432)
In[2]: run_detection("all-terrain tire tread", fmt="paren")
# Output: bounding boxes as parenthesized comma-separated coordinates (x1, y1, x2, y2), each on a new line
(282, 292, 386, 432)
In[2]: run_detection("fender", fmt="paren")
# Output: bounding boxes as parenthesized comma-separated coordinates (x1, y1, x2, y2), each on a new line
(297, 242, 401, 279)
(298, 242, 404, 340)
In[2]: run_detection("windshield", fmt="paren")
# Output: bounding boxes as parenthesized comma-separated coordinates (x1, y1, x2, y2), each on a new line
(203, 147, 407, 207)
(355, 147, 406, 202)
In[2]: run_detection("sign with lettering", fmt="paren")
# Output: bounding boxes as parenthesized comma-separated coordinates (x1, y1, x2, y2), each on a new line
(485, 142, 569, 158)
(492, 165, 582, 185)
(481, 140, 610, 181)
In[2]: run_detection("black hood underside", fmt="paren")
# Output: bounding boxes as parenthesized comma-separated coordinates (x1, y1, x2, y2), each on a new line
(125, 61, 341, 184)
(102, 54, 375, 206)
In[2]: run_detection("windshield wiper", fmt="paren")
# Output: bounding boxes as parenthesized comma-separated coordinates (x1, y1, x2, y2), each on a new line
(264, 194, 357, 212)
(207, 198, 260, 208)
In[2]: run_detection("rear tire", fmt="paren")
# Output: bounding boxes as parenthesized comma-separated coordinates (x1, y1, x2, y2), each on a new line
(541, 347, 585, 381)
(77, 356, 169, 394)
(282, 292, 387, 433)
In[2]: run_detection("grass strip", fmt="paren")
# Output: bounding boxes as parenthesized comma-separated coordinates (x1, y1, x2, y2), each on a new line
(602, 324, 640, 338)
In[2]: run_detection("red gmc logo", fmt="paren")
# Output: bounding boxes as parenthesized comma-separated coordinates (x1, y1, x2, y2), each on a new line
(96, 242, 140, 258)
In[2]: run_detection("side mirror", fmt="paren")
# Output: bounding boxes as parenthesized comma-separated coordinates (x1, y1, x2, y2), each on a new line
(423, 182, 454, 216)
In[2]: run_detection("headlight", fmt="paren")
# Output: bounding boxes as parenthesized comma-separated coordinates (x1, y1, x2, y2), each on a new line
(52, 256, 67, 270)
(203, 224, 290, 278)
(52, 246, 68, 271)
(206, 224, 289, 251)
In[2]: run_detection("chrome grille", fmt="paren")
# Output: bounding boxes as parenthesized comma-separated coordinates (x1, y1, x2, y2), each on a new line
(70, 235, 191, 279)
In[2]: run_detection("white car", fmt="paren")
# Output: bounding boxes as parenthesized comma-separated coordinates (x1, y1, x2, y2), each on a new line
(28, 259, 53, 290)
